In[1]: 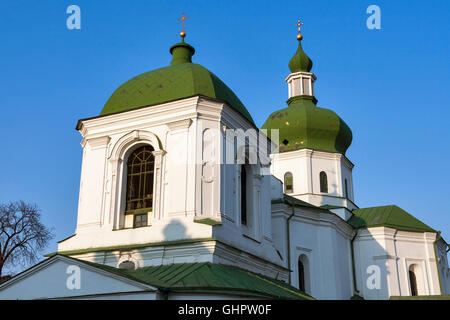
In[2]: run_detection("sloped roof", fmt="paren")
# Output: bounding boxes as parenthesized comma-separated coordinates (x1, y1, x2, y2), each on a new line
(79, 258, 312, 300)
(272, 194, 322, 211)
(349, 205, 436, 233)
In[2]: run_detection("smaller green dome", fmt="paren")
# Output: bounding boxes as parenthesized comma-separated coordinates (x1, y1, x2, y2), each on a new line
(261, 96, 352, 154)
(288, 39, 313, 73)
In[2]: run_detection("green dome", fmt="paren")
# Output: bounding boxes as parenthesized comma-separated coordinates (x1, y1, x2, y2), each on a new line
(288, 39, 313, 73)
(100, 41, 254, 125)
(261, 96, 352, 154)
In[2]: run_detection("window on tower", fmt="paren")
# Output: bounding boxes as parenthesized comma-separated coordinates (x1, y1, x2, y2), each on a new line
(320, 171, 328, 193)
(241, 165, 247, 226)
(344, 179, 349, 198)
(125, 145, 154, 225)
(284, 172, 293, 193)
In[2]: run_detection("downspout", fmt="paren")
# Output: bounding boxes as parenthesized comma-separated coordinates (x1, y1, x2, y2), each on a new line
(286, 205, 295, 285)
(350, 230, 360, 296)
(433, 232, 444, 295)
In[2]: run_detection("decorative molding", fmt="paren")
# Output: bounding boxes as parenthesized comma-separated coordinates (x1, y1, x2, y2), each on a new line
(87, 136, 111, 150)
(295, 246, 312, 253)
(108, 130, 162, 160)
(166, 118, 192, 131)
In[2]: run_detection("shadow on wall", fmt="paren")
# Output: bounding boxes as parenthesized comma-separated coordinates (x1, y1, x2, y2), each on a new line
(90, 219, 191, 269)
(314, 188, 391, 299)
(347, 220, 392, 299)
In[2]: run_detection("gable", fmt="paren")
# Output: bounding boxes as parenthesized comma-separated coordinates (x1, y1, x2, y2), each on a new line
(0, 256, 156, 300)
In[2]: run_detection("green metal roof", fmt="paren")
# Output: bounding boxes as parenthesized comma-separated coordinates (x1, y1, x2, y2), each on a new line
(261, 95, 352, 155)
(100, 42, 254, 125)
(349, 205, 436, 233)
(79, 259, 312, 300)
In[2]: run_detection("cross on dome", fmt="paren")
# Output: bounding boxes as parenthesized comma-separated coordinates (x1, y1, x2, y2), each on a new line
(178, 13, 190, 40)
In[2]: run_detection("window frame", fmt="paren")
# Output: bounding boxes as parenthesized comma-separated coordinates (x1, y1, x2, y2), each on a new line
(319, 171, 328, 193)
(284, 172, 294, 194)
(133, 213, 148, 228)
(125, 145, 155, 215)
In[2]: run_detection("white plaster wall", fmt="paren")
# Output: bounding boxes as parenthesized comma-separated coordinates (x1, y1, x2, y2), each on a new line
(270, 149, 355, 210)
(270, 203, 354, 299)
(59, 96, 284, 277)
(354, 227, 442, 300)
(436, 239, 450, 294)
(0, 258, 153, 300)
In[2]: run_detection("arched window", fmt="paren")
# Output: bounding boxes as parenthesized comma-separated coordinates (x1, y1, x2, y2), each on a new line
(409, 270, 418, 296)
(408, 264, 424, 296)
(241, 165, 247, 226)
(320, 171, 328, 193)
(298, 259, 305, 292)
(126, 145, 155, 216)
(284, 172, 293, 194)
(298, 254, 310, 293)
(344, 179, 349, 198)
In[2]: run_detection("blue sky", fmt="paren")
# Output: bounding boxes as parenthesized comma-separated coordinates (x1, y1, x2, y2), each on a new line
(0, 0, 449, 272)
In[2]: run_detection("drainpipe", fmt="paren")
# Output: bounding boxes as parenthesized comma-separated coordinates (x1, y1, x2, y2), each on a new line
(350, 230, 360, 296)
(286, 205, 295, 285)
(433, 232, 444, 295)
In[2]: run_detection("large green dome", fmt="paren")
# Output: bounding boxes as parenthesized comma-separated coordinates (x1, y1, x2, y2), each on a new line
(261, 96, 352, 154)
(100, 41, 254, 125)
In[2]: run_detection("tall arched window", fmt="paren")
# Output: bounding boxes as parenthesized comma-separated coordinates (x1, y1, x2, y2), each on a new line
(126, 146, 155, 218)
(241, 165, 247, 226)
(408, 264, 423, 296)
(320, 171, 328, 193)
(298, 259, 305, 292)
(284, 172, 293, 194)
(298, 254, 310, 293)
(409, 270, 418, 296)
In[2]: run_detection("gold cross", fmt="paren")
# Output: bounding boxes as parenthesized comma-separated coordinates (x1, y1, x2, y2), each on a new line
(178, 13, 189, 36)
(296, 19, 304, 33)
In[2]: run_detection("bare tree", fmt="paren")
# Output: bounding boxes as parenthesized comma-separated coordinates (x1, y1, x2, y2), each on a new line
(0, 201, 54, 279)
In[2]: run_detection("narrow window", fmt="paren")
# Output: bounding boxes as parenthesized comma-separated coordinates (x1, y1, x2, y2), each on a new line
(320, 171, 328, 193)
(126, 145, 154, 215)
(298, 259, 305, 292)
(409, 270, 418, 296)
(284, 172, 293, 194)
(344, 179, 349, 198)
(241, 165, 247, 226)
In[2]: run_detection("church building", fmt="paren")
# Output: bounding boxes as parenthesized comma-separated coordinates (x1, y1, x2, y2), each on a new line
(1, 20, 449, 300)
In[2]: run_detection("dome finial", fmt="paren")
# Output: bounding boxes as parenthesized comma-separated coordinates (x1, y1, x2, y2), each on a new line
(296, 19, 304, 41)
(178, 12, 189, 41)
(288, 18, 313, 73)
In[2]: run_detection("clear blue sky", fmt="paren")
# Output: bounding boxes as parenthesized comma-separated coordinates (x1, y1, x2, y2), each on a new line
(0, 0, 449, 272)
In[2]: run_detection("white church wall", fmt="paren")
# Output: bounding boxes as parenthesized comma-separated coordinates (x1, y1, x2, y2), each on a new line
(270, 203, 354, 299)
(436, 239, 450, 294)
(353, 227, 442, 300)
(270, 149, 356, 210)
(0, 256, 155, 300)
(58, 95, 288, 280)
